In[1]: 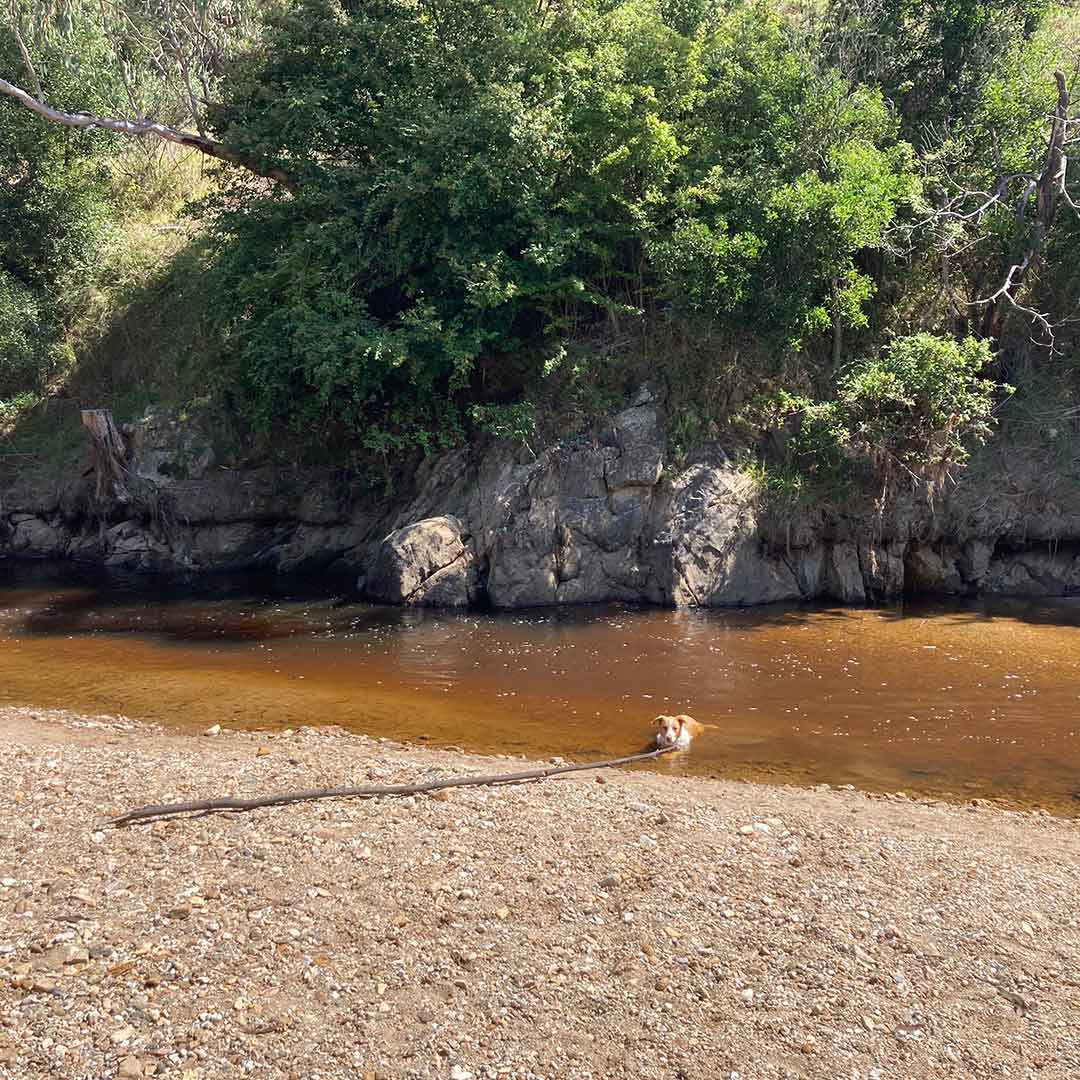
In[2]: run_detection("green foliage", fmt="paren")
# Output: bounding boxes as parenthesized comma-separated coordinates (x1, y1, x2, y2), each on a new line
(0, 30, 116, 401)
(823, 0, 1050, 140)
(836, 333, 1002, 474)
(196, 0, 919, 453)
(470, 402, 538, 449)
(6, 0, 1067, 491)
(758, 335, 1004, 502)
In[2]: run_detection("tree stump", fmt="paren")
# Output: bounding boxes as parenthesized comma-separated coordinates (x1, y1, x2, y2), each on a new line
(80, 408, 133, 503)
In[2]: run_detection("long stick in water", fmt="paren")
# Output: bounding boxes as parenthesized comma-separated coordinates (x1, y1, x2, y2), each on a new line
(105, 746, 677, 827)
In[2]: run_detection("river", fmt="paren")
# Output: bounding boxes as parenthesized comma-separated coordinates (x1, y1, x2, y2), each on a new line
(1, 560, 1078, 812)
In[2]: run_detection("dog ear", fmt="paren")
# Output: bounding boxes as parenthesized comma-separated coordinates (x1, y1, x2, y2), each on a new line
(654, 715, 665, 728)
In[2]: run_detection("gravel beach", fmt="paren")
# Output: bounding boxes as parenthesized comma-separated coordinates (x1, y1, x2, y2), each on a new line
(0, 707, 1077, 1080)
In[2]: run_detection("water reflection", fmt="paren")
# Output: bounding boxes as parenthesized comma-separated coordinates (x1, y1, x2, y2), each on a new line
(2, 559, 1079, 812)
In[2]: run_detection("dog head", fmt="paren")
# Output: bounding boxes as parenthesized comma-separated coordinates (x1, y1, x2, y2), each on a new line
(654, 714, 685, 748)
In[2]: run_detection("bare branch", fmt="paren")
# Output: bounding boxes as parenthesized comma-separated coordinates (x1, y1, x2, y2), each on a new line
(0, 75, 297, 192)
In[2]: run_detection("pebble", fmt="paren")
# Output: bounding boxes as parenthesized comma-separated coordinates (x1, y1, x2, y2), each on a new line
(118, 1056, 143, 1079)
(203, 724, 221, 736)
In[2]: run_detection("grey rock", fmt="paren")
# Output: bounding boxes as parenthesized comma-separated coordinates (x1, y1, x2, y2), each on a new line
(367, 516, 478, 607)
(604, 404, 665, 491)
(905, 545, 964, 594)
(824, 541, 866, 604)
(859, 539, 905, 600)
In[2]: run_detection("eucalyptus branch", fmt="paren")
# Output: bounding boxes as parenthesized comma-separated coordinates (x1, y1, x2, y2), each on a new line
(0, 75, 297, 192)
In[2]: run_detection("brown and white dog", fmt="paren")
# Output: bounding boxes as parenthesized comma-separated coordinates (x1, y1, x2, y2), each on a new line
(654, 714, 708, 750)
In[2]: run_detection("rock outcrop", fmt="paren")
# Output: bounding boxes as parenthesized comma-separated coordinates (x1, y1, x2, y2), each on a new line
(366, 516, 479, 607)
(6, 397, 1080, 609)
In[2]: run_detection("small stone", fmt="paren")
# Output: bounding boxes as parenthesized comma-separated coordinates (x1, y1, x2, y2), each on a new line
(430, 790, 452, 802)
(46, 944, 89, 968)
(256, 747, 271, 757)
(861, 1015, 875, 1031)
(203, 725, 221, 736)
(738, 825, 755, 835)
(166, 903, 192, 920)
(599, 874, 622, 890)
(494, 906, 510, 920)
(740, 988, 754, 1004)
(450, 1067, 475, 1080)
(801, 1041, 816, 1054)
(118, 1057, 143, 1079)
(110, 1026, 136, 1045)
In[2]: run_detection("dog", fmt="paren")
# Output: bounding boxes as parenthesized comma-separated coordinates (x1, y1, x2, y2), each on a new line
(654, 714, 708, 749)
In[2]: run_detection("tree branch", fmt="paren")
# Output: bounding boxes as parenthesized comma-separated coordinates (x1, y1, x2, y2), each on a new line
(0, 75, 297, 193)
(104, 746, 677, 827)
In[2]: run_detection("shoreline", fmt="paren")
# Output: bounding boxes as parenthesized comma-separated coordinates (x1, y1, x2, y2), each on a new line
(1, 706, 1078, 1078)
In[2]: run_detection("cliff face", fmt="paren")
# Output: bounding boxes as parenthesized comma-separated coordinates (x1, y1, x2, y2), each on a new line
(5, 396, 1080, 607)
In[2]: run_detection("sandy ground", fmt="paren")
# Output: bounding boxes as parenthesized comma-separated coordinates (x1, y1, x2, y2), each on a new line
(0, 707, 1078, 1080)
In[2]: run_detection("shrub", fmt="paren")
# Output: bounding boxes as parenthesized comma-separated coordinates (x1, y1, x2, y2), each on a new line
(198, 0, 918, 453)
(836, 334, 1002, 480)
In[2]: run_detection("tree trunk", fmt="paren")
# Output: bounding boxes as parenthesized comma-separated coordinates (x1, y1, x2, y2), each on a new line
(80, 409, 133, 503)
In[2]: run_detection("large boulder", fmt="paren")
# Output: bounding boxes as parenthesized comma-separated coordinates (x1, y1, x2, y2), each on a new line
(664, 462, 803, 607)
(365, 515, 479, 607)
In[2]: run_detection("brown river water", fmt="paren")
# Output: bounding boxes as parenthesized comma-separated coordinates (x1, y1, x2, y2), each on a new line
(2, 561, 1079, 813)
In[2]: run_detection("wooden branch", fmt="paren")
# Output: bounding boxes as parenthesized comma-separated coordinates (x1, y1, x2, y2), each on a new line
(0, 76, 296, 193)
(105, 746, 678, 827)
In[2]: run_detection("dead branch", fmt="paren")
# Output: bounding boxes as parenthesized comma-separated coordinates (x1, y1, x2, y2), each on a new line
(974, 70, 1071, 346)
(104, 746, 678, 827)
(0, 75, 296, 192)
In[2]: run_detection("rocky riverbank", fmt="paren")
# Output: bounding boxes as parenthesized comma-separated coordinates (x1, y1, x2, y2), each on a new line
(5, 394, 1080, 608)
(0, 708, 1077, 1079)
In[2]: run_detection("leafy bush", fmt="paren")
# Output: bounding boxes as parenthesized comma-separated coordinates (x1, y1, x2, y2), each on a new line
(757, 335, 1003, 500)
(198, 0, 919, 454)
(0, 273, 64, 399)
(836, 334, 1002, 477)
